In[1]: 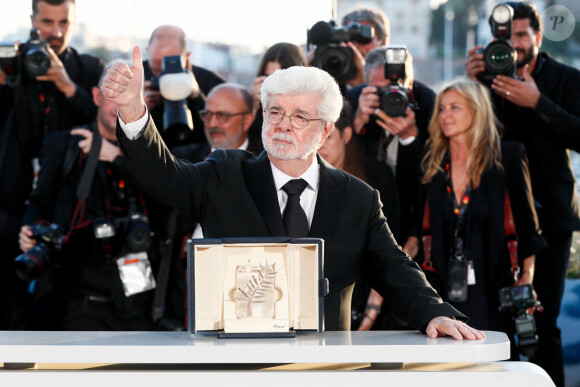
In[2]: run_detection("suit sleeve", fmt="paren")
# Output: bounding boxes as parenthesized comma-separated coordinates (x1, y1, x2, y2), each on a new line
(117, 114, 229, 222)
(361, 189, 465, 332)
(533, 64, 580, 152)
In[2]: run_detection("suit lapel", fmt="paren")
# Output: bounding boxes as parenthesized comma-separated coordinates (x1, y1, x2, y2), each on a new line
(243, 151, 286, 236)
(309, 155, 349, 239)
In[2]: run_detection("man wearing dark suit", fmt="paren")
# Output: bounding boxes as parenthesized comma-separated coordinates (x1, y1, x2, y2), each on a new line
(466, 2, 580, 385)
(102, 46, 484, 339)
(0, 0, 103, 330)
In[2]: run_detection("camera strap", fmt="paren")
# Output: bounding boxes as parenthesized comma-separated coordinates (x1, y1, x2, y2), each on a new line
(504, 189, 519, 281)
(444, 161, 471, 260)
(151, 208, 178, 323)
(76, 131, 102, 201)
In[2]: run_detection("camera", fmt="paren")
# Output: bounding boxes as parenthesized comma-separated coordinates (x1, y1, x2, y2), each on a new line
(125, 213, 152, 253)
(308, 20, 374, 81)
(477, 4, 517, 84)
(499, 284, 539, 356)
(0, 29, 51, 85)
(446, 258, 468, 302)
(93, 198, 152, 255)
(376, 45, 415, 117)
(149, 55, 194, 145)
(14, 223, 66, 282)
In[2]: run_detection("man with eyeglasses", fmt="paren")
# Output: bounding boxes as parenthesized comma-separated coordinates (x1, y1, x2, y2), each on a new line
(104, 47, 483, 339)
(172, 83, 260, 162)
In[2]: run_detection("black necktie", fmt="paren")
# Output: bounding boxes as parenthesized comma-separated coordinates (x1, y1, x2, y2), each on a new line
(282, 179, 309, 238)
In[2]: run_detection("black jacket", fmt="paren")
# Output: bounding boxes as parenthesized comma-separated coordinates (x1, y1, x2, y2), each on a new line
(0, 47, 103, 247)
(24, 128, 157, 310)
(495, 52, 580, 232)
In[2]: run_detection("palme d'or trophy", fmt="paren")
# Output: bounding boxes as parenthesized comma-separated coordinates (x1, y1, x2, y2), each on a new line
(234, 261, 277, 319)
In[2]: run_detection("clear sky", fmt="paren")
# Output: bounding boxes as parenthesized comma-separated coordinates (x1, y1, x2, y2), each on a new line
(0, 0, 335, 53)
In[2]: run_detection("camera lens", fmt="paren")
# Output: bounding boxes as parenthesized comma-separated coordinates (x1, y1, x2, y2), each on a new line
(485, 41, 516, 73)
(321, 48, 350, 79)
(126, 215, 152, 253)
(312, 45, 355, 81)
(14, 243, 51, 282)
(381, 89, 409, 117)
(24, 47, 51, 77)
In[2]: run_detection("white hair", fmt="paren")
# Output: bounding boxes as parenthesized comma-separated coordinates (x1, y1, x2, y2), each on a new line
(260, 66, 343, 124)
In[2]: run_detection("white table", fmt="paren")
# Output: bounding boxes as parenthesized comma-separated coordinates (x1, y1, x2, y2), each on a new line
(0, 330, 554, 387)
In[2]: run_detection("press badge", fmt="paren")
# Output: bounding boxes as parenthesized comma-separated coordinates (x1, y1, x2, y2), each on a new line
(467, 260, 476, 285)
(116, 252, 156, 297)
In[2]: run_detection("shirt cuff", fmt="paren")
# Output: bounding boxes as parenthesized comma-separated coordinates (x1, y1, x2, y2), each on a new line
(399, 136, 416, 146)
(118, 107, 149, 140)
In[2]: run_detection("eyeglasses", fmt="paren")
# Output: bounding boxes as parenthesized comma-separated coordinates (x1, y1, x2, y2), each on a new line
(264, 108, 323, 130)
(198, 110, 250, 124)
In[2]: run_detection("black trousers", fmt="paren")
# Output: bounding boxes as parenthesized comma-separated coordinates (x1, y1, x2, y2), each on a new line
(529, 230, 571, 387)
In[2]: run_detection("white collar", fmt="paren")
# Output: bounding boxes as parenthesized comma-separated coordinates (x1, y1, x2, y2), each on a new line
(210, 137, 249, 153)
(270, 155, 320, 193)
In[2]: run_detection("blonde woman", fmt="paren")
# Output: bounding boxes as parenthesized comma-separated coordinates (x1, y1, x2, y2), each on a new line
(418, 78, 545, 345)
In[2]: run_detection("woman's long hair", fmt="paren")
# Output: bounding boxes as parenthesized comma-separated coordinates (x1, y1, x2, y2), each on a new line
(422, 78, 502, 188)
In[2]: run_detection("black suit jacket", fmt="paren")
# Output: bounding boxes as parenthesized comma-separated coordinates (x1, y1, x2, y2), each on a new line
(496, 53, 580, 232)
(118, 116, 464, 331)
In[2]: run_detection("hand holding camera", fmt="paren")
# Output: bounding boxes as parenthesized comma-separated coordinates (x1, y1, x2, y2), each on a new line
(18, 225, 36, 253)
(490, 65, 541, 108)
(308, 20, 374, 82)
(375, 107, 418, 140)
(35, 45, 76, 97)
(15, 222, 67, 282)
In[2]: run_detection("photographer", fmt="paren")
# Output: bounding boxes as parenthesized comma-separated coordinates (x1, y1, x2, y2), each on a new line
(144, 25, 225, 148)
(345, 46, 435, 330)
(347, 46, 434, 247)
(18, 65, 160, 330)
(465, 2, 580, 385)
(0, 0, 102, 330)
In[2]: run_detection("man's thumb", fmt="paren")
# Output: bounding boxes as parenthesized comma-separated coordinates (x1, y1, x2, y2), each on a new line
(131, 46, 143, 71)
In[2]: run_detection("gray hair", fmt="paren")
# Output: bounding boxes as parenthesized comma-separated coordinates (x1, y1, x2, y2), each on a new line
(260, 66, 343, 124)
(342, 7, 390, 44)
(363, 47, 388, 83)
(208, 83, 253, 112)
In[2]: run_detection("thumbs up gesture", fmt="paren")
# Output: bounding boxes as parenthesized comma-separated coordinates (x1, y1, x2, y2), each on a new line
(101, 46, 146, 123)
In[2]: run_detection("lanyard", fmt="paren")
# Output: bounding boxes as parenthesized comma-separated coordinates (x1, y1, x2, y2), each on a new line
(444, 161, 471, 260)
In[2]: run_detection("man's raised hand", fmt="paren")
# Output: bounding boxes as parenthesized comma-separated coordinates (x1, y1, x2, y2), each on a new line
(101, 46, 146, 123)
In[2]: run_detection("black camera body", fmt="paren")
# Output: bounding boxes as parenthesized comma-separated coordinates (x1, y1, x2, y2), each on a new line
(477, 4, 517, 84)
(499, 284, 539, 356)
(14, 223, 66, 282)
(446, 258, 468, 302)
(93, 206, 152, 256)
(0, 29, 51, 85)
(308, 20, 374, 81)
(149, 55, 194, 146)
(375, 45, 415, 118)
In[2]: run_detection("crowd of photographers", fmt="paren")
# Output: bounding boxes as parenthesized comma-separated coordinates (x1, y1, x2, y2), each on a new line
(0, 1, 578, 386)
